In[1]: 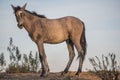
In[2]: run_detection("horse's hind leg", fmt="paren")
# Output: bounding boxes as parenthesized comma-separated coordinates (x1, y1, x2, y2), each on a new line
(73, 39, 84, 75)
(61, 39, 75, 75)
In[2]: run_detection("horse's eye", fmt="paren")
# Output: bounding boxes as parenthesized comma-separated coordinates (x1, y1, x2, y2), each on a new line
(20, 13, 25, 18)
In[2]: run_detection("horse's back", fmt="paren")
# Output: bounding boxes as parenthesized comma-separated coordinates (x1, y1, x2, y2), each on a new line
(43, 16, 83, 43)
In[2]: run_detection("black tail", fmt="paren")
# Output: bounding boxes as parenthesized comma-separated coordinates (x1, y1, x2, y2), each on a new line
(82, 22, 86, 53)
(77, 21, 87, 60)
(80, 21, 87, 60)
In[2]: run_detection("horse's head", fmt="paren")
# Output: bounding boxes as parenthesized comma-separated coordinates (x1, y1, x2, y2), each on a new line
(11, 3, 27, 29)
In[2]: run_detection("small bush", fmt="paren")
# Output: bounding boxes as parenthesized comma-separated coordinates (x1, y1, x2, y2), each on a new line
(6, 37, 40, 73)
(89, 53, 120, 80)
(6, 52, 40, 73)
(0, 53, 6, 72)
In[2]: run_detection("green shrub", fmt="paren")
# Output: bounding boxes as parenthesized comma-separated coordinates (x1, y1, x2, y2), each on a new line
(89, 53, 120, 80)
(6, 37, 40, 73)
(0, 52, 6, 72)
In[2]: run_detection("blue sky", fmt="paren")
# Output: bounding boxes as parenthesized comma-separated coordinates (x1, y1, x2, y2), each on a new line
(0, 0, 120, 72)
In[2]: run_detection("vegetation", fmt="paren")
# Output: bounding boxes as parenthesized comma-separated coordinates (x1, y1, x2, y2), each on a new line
(0, 52, 6, 72)
(89, 53, 120, 80)
(0, 37, 120, 80)
(0, 37, 40, 73)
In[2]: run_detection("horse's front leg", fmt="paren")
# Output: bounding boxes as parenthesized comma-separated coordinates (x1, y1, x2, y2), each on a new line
(37, 41, 49, 77)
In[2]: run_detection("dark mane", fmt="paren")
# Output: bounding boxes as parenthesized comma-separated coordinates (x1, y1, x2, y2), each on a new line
(14, 6, 46, 18)
(31, 11, 46, 18)
(25, 10, 46, 18)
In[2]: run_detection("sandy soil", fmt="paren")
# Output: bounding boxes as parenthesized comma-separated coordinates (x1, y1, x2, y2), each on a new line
(1, 71, 119, 80)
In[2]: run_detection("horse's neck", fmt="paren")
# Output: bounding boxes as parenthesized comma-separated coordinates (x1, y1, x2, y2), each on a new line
(23, 13, 35, 33)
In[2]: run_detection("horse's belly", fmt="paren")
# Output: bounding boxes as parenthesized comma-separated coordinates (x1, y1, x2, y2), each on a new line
(45, 32, 68, 44)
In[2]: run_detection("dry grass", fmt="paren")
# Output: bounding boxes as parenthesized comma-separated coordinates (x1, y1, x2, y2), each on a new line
(0, 71, 103, 80)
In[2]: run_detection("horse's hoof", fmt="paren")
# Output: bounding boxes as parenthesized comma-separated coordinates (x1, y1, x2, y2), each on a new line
(75, 71, 81, 76)
(75, 72, 79, 75)
(61, 71, 67, 76)
(61, 72, 64, 76)
(40, 73, 48, 77)
(40, 74, 47, 78)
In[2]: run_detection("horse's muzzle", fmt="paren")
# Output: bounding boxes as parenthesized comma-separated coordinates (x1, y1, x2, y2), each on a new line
(17, 24, 23, 29)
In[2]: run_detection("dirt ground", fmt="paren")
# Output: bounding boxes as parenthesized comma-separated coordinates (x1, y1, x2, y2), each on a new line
(0, 71, 104, 80)
(1, 71, 119, 80)
(0, 71, 118, 80)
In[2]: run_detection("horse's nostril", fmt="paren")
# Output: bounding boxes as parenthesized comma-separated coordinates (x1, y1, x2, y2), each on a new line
(17, 24, 23, 29)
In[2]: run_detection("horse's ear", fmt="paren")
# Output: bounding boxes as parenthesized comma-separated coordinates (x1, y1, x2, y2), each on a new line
(22, 3, 27, 10)
(11, 5, 15, 11)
